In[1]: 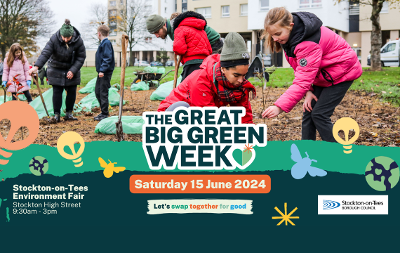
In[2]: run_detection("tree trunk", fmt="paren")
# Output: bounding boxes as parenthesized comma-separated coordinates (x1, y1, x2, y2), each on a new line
(370, 0, 383, 71)
(130, 50, 134, 66)
(1, 46, 6, 60)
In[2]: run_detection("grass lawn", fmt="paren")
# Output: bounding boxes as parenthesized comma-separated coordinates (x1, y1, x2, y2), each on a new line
(31, 66, 400, 106)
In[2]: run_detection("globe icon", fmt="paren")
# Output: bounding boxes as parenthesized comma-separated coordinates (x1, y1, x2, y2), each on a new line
(365, 156, 399, 191)
(29, 156, 49, 176)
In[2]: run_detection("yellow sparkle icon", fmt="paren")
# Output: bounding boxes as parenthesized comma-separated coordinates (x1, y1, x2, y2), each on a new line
(272, 203, 299, 226)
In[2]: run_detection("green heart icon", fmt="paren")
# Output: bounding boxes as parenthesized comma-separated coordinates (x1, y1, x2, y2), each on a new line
(232, 148, 254, 167)
(233, 149, 242, 165)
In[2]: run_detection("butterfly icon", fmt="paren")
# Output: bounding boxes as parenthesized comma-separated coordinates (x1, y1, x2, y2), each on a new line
(98, 157, 126, 178)
(290, 144, 327, 179)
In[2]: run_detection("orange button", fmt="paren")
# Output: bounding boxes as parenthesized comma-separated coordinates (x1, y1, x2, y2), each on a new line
(130, 174, 271, 194)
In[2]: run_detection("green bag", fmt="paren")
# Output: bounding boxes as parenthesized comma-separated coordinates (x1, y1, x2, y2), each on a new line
(150, 76, 182, 100)
(30, 88, 67, 119)
(112, 83, 120, 90)
(75, 87, 125, 112)
(94, 116, 144, 134)
(0, 96, 13, 105)
(79, 77, 97, 94)
(131, 81, 149, 91)
(143, 66, 158, 73)
(157, 67, 165, 74)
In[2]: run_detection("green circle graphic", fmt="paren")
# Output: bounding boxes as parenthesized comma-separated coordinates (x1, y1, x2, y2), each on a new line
(365, 156, 399, 191)
(29, 156, 49, 176)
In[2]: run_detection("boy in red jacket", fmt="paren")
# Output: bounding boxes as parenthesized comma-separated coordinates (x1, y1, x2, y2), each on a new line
(158, 32, 255, 124)
(172, 11, 212, 81)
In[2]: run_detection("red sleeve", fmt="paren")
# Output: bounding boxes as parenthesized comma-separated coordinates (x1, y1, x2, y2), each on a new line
(173, 27, 188, 56)
(274, 41, 322, 113)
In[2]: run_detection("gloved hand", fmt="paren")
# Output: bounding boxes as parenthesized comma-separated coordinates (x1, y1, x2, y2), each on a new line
(1, 81, 6, 87)
(26, 80, 31, 88)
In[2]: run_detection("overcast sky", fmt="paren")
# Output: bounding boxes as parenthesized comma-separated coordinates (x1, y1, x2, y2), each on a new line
(38, 0, 103, 49)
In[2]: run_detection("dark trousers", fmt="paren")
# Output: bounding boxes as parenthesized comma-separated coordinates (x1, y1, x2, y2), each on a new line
(95, 74, 112, 115)
(302, 80, 353, 142)
(12, 90, 33, 102)
(52, 85, 77, 114)
(181, 63, 201, 81)
(40, 78, 45, 85)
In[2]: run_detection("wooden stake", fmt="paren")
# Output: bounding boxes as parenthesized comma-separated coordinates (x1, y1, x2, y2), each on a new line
(173, 54, 182, 88)
(32, 74, 49, 117)
(116, 34, 129, 142)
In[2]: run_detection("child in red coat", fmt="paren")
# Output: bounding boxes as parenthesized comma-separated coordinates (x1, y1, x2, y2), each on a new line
(173, 11, 212, 81)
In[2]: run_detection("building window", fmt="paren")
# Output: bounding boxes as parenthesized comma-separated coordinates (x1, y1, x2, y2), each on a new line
(120, 0, 124, 5)
(299, 0, 322, 9)
(182, 0, 187, 12)
(195, 7, 211, 18)
(110, 21, 116, 26)
(380, 2, 389, 13)
(110, 1, 116, 7)
(240, 4, 248, 16)
(349, 3, 359, 15)
(110, 30, 117, 36)
(109, 10, 117, 16)
(110, 39, 117, 45)
(260, 0, 269, 11)
(222, 6, 230, 17)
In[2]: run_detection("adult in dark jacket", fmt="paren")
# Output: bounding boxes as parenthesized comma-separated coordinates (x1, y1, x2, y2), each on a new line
(29, 19, 86, 122)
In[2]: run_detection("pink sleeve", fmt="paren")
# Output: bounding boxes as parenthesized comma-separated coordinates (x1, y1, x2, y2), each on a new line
(23, 56, 31, 81)
(2, 57, 10, 82)
(274, 41, 322, 113)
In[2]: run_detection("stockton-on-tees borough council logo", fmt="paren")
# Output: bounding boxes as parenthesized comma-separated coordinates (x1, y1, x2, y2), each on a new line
(323, 200, 341, 210)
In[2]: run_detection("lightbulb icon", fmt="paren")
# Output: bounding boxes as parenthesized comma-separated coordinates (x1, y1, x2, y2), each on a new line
(57, 131, 85, 167)
(0, 101, 39, 165)
(332, 117, 360, 154)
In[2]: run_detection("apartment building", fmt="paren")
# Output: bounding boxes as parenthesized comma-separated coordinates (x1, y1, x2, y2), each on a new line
(128, 0, 175, 64)
(359, 2, 400, 67)
(85, 0, 175, 67)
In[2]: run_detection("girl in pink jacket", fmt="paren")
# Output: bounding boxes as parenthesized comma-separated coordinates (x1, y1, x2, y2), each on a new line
(2, 43, 33, 103)
(262, 7, 362, 142)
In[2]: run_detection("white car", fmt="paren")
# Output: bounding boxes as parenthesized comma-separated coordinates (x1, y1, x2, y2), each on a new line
(367, 39, 400, 67)
(134, 61, 150, 67)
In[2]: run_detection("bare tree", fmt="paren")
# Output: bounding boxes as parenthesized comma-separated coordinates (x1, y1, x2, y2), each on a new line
(337, 0, 400, 71)
(119, 0, 153, 65)
(81, 3, 108, 48)
(0, 0, 54, 59)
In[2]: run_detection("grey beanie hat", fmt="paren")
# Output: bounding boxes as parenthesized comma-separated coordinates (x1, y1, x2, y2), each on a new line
(220, 32, 250, 62)
(146, 14, 166, 34)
